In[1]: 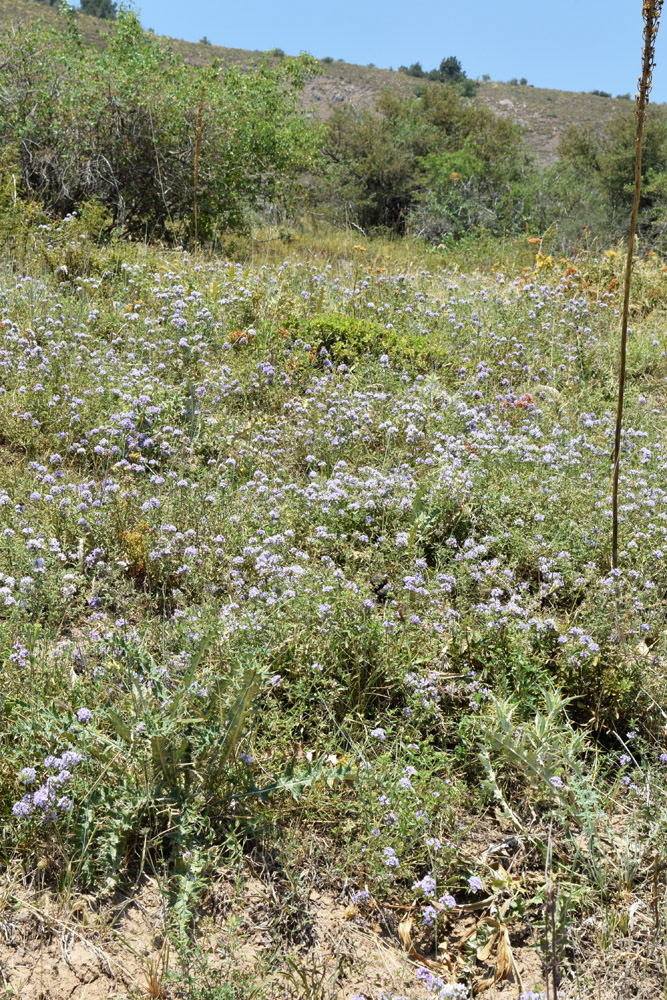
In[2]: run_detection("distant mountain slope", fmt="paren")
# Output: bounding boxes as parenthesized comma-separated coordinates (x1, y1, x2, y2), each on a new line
(2, 0, 660, 167)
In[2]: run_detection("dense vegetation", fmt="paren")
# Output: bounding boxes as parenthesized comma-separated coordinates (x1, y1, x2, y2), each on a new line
(397, 56, 478, 96)
(4, 9, 667, 253)
(27, 0, 117, 16)
(2, 8, 667, 1000)
(0, 11, 320, 241)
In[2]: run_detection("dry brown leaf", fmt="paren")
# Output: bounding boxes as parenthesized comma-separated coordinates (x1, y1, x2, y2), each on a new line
(398, 914, 453, 971)
(397, 915, 415, 953)
(474, 972, 498, 994)
(464, 916, 521, 995)
(496, 927, 513, 981)
(476, 927, 499, 963)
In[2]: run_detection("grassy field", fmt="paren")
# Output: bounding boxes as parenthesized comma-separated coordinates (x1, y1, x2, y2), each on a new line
(1, 210, 667, 999)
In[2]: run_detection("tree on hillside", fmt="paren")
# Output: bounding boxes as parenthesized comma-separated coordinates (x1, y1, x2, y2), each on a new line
(399, 56, 474, 91)
(79, 0, 117, 19)
(439, 56, 465, 82)
(406, 62, 425, 78)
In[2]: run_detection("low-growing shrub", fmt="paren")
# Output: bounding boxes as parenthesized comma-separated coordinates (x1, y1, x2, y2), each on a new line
(298, 312, 456, 371)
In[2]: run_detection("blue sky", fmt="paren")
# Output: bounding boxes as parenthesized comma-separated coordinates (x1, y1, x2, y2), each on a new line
(132, 0, 667, 104)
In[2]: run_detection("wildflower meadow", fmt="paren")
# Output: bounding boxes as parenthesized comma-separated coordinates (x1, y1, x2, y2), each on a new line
(2, 4, 667, 998)
(1, 212, 667, 997)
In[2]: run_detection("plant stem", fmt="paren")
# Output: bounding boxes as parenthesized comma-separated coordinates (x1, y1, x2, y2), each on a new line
(612, 0, 663, 568)
(192, 83, 205, 246)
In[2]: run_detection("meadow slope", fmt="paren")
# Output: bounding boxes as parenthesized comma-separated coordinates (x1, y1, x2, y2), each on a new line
(1, 223, 667, 998)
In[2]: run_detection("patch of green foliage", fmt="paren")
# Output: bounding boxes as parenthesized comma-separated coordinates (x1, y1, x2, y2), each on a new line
(398, 55, 475, 93)
(0, 10, 321, 241)
(320, 85, 528, 236)
(79, 0, 117, 19)
(532, 109, 667, 251)
(298, 312, 454, 371)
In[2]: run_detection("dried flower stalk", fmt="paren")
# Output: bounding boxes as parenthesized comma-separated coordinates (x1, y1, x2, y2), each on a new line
(612, 0, 663, 568)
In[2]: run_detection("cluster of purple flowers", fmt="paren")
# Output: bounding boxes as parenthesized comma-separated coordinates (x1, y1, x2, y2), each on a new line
(3, 236, 667, 973)
(13, 750, 83, 821)
(416, 968, 468, 999)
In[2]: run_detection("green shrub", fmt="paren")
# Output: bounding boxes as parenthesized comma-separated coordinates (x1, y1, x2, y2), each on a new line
(400, 56, 472, 89)
(555, 110, 667, 249)
(322, 107, 417, 231)
(300, 313, 387, 362)
(438, 56, 466, 83)
(321, 83, 525, 236)
(297, 312, 455, 372)
(79, 0, 117, 19)
(0, 12, 321, 241)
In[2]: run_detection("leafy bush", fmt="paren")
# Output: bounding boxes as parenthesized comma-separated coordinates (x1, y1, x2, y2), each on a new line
(321, 106, 417, 230)
(549, 110, 667, 249)
(0, 12, 321, 241)
(399, 55, 473, 90)
(438, 56, 466, 83)
(405, 61, 425, 78)
(320, 83, 527, 236)
(300, 314, 387, 361)
(298, 312, 456, 371)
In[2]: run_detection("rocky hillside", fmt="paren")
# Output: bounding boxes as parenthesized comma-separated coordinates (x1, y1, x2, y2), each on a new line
(3, 0, 659, 166)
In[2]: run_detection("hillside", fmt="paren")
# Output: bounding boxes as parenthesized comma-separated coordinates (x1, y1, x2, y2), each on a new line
(2, 197, 667, 1000)
(5, 5, 667, 999)
(2, 0, 659, 167)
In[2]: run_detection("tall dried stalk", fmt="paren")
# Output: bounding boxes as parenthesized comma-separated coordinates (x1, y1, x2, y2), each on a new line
(612, 0, 663, 568)
(191, 84, 205, 246)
